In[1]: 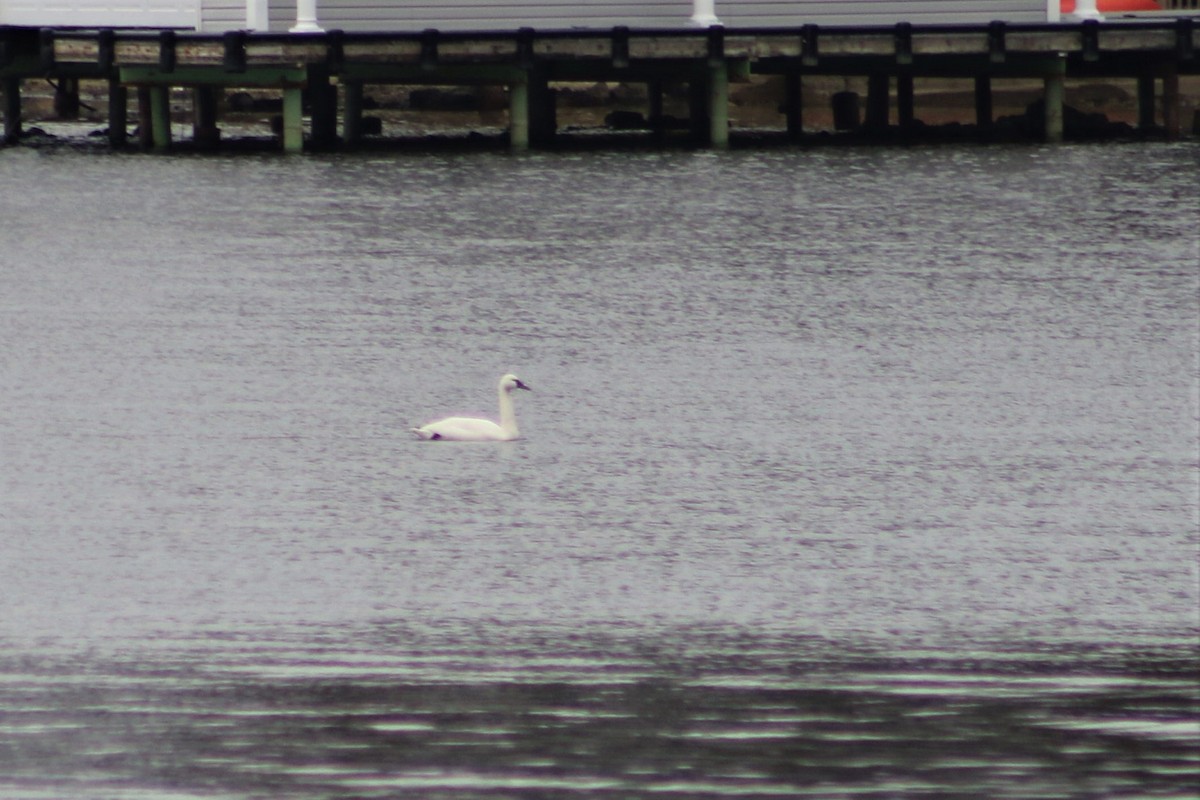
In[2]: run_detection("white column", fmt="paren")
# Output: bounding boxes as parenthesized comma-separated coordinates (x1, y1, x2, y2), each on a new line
(690, 0, 721, 27)
(290, 0, 324, 33)
(1067, 1, 1105, 21)
(246, 0, 269, 31)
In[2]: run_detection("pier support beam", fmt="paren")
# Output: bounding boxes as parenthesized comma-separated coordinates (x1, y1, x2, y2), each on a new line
(1137, 74, 1156, 129)
(1162, 71, 1180, 140)
(342, 81, 363, 143)
(708, 62, 729, 148)
(688, 77, 708, 143)
(1042, 59, 1066, 143)
(509, 78, 529, 150)
(648, 80, 665, 141)
(896, 73, 915, 134)
(2, 77, 21, 143)
(281, 86, 304, 152)
(54, 76, 80, 119)
(307, 67, 338, 148)
(785, 73, 803, 141)
(527, 67, 556, 147)
(866, 73, 889, 132)
(193, 86, 220, 149)
(108, 80, 128, 147)
(148, 85, 172, 150)
(974, 75, 993, 136)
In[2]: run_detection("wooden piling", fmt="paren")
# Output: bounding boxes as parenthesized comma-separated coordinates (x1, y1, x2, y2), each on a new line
(1043, 59, 1066, 144)
(108, 80, 127, 147)
(136, 87, 153, 149)
(1163, 71, 1181, 139)
(784, 73, 803, 141)
(193, 86, 219, 149)
(974, 75, 993, 136)
(1137, 74, 1157, 129)
(528, 66, 556, 147)
(866, 73, 889, 132)
(509, 77, 529, 150)
(2, 77, 20, 142)
(342, 81, 363, 143)
(53, 76, 79, 119)
(307, 67, 338, 148)
(281, 87, 303, 153)
(688, 74, 709, 144)
(648, 79, 665, 141)
(149, 85, 171, 150)
(708, 62, 729, 149)
(896, 72, 915, 133)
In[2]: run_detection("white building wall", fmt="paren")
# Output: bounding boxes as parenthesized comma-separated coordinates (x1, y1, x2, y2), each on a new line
(237, 1, 1048, 32)
(0, 0, 198, 27)
(1, 1, 1052, 32)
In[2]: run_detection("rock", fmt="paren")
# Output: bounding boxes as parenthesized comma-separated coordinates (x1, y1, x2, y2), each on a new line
(604, 110, 646, 129)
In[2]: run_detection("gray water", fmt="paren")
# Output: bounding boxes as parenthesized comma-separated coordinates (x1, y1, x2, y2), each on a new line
(1, 142, 1198, 798)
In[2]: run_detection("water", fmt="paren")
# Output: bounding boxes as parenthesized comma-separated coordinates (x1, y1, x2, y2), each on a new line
(1, 141, 1197, 798)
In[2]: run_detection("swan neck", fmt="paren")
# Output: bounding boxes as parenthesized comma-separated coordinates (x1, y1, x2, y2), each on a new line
(498, 385, 518, 436)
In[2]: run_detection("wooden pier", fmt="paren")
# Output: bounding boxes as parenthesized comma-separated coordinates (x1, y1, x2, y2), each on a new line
(1, 19, 1196, 151)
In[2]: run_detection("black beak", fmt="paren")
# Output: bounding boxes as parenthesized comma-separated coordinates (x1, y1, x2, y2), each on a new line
(516, 380, 532, 391)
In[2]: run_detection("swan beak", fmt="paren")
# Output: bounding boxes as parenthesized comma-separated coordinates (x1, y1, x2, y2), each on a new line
(515, 380, 532, 391)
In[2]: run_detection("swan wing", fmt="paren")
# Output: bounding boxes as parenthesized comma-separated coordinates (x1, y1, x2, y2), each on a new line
(413, 416, 513, 442)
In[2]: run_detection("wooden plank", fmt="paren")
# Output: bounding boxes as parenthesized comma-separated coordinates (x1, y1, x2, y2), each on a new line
(818, 36, 896, 56)
(1100, 29, 1178, 52)
(342, 41, 422, 63)
(339, 62, 525, 84)
(115, 41, 161, 66)
(438, 40, 519, 60)
(1005, 31, 1079, 53)
(532, 38, 611, 58)
(912, 33, 989, 56)
(749, 36, 803, 58)
(53, 39, 98, 63)
(119, 64, 307, 86)
(628, 36, 707, 59)
(176, 40, 224, 66)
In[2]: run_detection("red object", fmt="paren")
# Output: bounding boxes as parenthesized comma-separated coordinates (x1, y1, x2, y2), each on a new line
(1060, 1, 1163, 12)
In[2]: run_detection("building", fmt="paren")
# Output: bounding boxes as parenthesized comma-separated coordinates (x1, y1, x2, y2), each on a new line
(0, 1, 1060, 32)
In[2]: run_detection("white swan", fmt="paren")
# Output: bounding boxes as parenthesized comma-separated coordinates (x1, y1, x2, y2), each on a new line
(412, 374, 532, 441)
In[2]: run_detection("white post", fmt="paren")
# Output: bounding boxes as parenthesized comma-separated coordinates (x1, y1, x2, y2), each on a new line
(290, 0, 324, 33)
(246, 0, 269, 31)
(1067, 0, 1105, 21)
(690, 0, 721, 27)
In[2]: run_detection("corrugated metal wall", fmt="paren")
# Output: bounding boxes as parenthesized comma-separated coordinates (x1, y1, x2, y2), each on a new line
(197, 1, 1049, 33)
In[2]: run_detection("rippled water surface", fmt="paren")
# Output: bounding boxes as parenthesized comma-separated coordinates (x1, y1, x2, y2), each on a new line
(1, 142, 1198, 798)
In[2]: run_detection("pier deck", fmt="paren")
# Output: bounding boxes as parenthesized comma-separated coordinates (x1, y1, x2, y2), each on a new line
(1, 20, 1197, 151)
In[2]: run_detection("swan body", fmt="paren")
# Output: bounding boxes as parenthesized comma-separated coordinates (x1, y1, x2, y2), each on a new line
(412, 374, 531, 442)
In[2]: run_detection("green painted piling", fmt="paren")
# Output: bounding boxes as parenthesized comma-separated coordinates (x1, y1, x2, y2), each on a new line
(149, 85, 170, 150)
(282, 86, 303, 153)
(509, 78, 529, 150)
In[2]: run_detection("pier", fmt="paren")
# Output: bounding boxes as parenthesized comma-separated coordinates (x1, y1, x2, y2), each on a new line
(1, 18, 1197, 152)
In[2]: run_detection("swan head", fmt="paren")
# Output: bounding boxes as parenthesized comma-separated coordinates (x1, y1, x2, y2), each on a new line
(499, 373, 532, 393)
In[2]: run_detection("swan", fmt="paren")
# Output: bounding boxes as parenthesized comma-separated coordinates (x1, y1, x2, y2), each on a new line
(412, 374, 532, 441)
